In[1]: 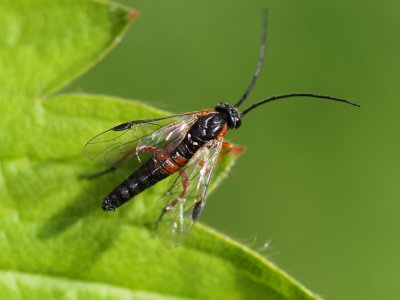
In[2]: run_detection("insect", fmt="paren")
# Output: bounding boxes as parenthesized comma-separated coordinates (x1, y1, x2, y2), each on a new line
(83, 13, 359, 247)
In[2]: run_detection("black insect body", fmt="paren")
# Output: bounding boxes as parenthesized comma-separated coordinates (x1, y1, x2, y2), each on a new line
(102, 110, 230, 213)
(83, 14, 359, 247)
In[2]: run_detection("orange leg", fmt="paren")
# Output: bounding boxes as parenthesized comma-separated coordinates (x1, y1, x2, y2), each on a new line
(163, 169, 189, 213)
(135, 145, 157, 164)
(220, 141, 245, 167)
(136, 145, 157, 153)
(178, 169, 189, 198)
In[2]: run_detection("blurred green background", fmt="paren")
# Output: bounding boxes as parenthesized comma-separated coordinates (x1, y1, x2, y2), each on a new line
(66, 0, 399, 299)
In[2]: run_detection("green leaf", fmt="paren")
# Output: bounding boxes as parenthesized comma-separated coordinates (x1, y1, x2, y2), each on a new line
(0, 1, 320, 299)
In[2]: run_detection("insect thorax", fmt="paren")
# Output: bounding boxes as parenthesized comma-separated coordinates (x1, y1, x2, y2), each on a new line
(189, 113, 226, 141)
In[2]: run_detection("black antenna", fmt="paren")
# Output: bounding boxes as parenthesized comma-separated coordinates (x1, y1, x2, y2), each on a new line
(241, 93, 360, 116)
(234, 10, 268, 108)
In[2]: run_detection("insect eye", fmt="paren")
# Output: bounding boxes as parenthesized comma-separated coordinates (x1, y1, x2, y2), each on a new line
(235, 118, 242, 129)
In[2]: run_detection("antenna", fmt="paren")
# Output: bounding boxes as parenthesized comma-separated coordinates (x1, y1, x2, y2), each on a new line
(241, 93, 360, 116)
(234, 10, 268, 108)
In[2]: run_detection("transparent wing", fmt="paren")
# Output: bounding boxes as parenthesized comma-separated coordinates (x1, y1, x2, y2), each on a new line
(155, 138, 223, 248)
(83, 114, 199, 171)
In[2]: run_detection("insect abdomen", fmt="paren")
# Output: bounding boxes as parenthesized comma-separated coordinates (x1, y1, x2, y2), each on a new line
(102, 158, 168, 211)
(102, 115, 223, 211)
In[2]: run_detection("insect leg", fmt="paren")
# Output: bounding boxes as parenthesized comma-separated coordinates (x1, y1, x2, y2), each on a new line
(135, 145, 157, 163)
(136, 145, 157, 153)
(162, 169, 189, 211)
(156, 169, 190, 226)
(221, 141, 245, 155)
(178, 169, 190, 198)
(192, 199, 205, 221)
(220, 141, 245, 167)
